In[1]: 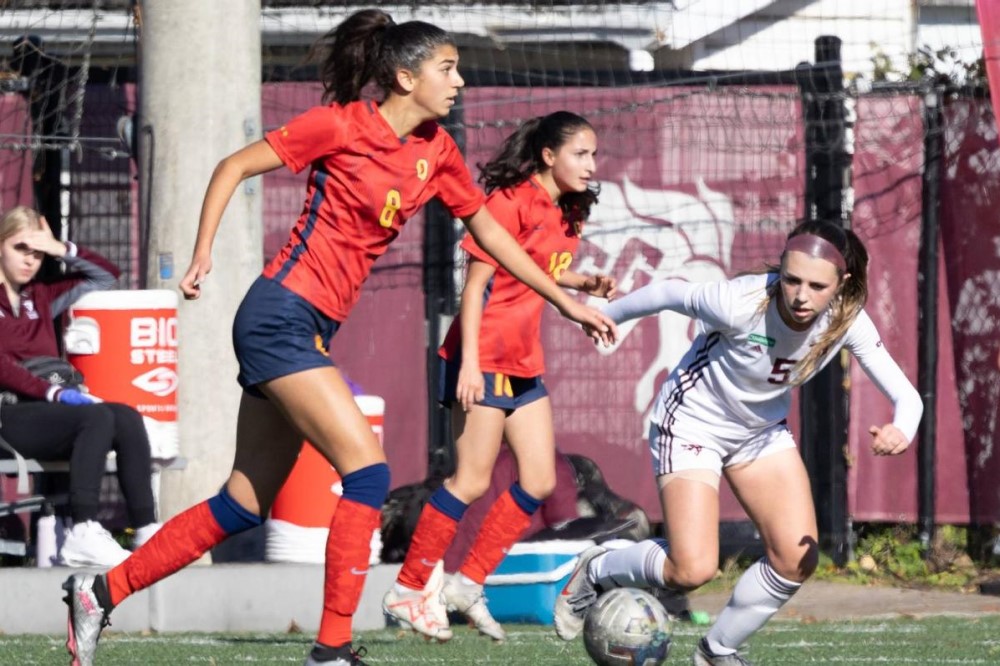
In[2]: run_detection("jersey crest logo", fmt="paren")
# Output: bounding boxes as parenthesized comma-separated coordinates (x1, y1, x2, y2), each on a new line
(416, 158, 429, 181)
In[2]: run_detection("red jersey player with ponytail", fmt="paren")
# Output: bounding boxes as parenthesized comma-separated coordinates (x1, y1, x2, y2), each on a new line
(61, 10, 615, 666)
(384, 111, 616, 641)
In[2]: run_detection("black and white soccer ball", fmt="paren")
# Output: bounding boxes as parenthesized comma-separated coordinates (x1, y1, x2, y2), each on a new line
(583, 588, 672, 666)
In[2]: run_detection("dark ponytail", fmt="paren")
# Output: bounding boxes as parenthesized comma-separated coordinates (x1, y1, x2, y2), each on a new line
(478, 110, 600, 222)
(312, 9, 455, 105)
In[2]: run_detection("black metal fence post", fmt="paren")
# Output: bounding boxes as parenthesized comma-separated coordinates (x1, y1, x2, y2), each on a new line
(917, 85, 944, 550)
(423, 101, 465, 480)
(796, 35, 853, 565)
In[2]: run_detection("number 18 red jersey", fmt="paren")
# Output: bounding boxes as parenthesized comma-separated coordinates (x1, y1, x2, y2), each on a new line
(439, 178, 582, 377)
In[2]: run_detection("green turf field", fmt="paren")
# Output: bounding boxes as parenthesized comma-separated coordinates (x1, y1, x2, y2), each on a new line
(5, 617, 1000, 664)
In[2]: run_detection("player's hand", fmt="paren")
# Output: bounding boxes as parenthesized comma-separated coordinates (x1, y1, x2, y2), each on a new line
(581, 273, 618, 300)
(179, 254, 212, 300)
(456, 362, 485, 412)
(560, 300, 617, 347)
(868, 424, 909, 456)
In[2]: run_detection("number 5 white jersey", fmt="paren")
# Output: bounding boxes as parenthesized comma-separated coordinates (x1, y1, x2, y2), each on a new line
(602, 273, 922, 444)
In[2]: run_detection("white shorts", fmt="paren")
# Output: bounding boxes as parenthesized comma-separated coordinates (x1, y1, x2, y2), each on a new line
(648, 416, 797, 478)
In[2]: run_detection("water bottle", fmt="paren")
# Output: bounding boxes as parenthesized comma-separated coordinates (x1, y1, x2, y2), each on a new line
(35, 507, 59, 568)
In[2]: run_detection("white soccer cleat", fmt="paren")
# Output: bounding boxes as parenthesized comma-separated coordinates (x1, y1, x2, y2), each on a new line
(443, 573, 506, 641)
(553, 545, 607, 641)
(382, 561, 453, 642)
(60, 520, 130, 568)
(693, 638, 754, 665)
(63, 574, 110, 666)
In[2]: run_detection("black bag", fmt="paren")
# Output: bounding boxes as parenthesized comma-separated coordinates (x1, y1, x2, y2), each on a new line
(379, 476, 445, 563)
(0, 356, 84, 404)
(20, 356, 84, 388)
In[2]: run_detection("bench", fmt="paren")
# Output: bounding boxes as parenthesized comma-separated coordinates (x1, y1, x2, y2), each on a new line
(0, 456, 187, 557)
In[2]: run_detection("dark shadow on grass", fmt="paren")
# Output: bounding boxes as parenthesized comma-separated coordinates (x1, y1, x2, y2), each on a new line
(216, 631, 403, 647)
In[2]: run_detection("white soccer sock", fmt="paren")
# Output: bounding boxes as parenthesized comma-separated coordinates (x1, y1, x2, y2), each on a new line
(705, 557, 801, 655)
(589, 538, 668, 589)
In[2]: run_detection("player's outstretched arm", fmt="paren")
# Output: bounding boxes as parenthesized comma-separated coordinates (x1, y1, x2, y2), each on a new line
(462, 207, 617, 346)
(847, 312, 923, 454)
(559, 270, 617, 300)
(601, 279, 693, 324)
(179, 141, 284, 300)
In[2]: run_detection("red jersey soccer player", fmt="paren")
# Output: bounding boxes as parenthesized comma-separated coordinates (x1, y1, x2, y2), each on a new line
(62, 11, 615, 666)
(386, 111, 616, 641)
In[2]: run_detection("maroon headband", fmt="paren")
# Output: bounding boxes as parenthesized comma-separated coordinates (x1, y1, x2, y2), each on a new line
(784, 233, 846, 271)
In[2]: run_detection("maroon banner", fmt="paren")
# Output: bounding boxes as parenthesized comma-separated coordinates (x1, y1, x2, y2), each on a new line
(940, 98, 1000, 524)
(0, 93, 34, 212)
(262, 84, 429, 490)
(464, 87, 803, 520)
(259, 83, 997, 525)
(977, 0, 1000, 144)
(848, 95, 968, 522)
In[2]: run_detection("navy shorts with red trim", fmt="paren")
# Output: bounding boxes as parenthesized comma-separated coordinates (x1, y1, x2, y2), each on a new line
(232, 276, 340, 398)
(437, 356, 547, 414)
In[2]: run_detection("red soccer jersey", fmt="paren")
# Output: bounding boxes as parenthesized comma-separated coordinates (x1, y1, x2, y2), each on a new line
(439, 178, 581, 377)
(263, 100, 485, 320)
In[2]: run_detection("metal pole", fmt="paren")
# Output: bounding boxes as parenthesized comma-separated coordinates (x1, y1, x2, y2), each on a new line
(796, 35, 853, 565)
(917, 85, 943, 551)
(423, 100, 465, 479)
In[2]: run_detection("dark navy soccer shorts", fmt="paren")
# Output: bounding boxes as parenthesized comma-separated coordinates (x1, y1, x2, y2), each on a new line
(437, 356, 547, 414)
(232, 276, 340, 398)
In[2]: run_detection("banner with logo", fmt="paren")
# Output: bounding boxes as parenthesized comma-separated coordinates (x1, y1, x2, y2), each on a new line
(940, 97, 1000, 524)
(260, 84, 994, 525)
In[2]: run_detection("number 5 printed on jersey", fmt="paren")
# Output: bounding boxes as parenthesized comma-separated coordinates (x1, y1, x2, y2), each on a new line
(767, 357, 796, 385)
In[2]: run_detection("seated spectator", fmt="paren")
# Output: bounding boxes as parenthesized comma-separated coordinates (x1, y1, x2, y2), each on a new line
(0, 205, 159, 567)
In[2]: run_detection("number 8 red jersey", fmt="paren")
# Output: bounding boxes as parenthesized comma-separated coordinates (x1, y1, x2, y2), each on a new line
(263, 100, 485, 321)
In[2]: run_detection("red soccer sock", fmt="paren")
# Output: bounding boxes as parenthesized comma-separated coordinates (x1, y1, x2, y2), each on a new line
(317, 498, 381, 648)
(106, 500, 227, 607)
(459, 489, 532, 585)
(395, 503, 460, 591)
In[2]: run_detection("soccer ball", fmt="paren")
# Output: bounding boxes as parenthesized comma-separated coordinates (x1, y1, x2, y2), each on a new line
(582, 588, 672, 666)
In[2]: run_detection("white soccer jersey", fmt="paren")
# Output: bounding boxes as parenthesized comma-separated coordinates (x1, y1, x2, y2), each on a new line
(603, 273, 923, 444)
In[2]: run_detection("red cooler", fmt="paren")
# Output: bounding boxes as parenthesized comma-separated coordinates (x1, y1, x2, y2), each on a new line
(65, 290, 179, 460)
(265, 395, 384, 564)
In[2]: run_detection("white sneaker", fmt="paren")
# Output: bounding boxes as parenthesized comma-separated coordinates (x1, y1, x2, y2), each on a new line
(382, 561, 452, 641)
(59, 521, 130, 568)
(63, 573, 110, 666)
(553, 545, 607, 641)
(443, 573, 506, 641)
(132, 522, 162, 549)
